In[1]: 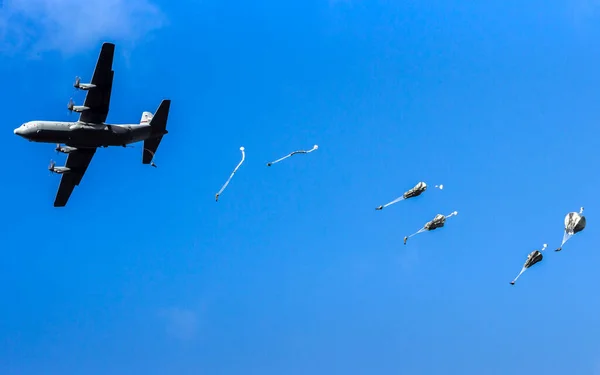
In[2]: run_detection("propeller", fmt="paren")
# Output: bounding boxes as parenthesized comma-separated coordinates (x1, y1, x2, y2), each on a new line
(73, 76, 81, 89)
(55, 144, 61, 153)
(48, 159, 56, 174)
(67, 97, 74, 114)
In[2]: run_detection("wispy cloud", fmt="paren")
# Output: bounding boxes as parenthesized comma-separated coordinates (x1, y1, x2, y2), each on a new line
(0, 0, 165, 56)
(158, 307, 199, 340)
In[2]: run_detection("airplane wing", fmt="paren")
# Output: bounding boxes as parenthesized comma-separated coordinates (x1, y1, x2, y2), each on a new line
(79, 42, 115, 124)
(54, 148, 97, 207)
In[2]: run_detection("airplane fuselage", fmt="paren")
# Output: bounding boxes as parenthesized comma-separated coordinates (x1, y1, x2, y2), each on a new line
(14, 120, 156, 148)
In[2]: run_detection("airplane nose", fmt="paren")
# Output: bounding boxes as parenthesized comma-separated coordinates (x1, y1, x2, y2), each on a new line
(13, 127, 19, 135)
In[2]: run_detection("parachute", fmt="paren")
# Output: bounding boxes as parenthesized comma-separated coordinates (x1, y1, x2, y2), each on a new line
(510, 244, 547, 285)
(403, 211, 458, 244)
(267, 145, 318, 166)
(555, 207, 586, 251)
(215, 146, 246, 202)
(376, 182, 443, 210)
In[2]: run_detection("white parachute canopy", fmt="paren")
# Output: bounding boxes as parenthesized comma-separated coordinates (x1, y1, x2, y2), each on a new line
(403, 211, 458, 245)
(267, 144, 318, 166)
(215, 146, 246, 202)
(510, 244, 547, 285)
(556, 207, 586, 251)
(376, 181, 444, 210)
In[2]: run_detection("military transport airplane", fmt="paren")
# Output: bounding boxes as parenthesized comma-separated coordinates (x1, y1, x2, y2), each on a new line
(13, 42, 171, 207)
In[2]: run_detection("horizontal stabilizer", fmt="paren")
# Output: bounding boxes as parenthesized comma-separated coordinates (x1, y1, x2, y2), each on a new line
(143, 136, 163, 164)
(142, 99, 170, 164)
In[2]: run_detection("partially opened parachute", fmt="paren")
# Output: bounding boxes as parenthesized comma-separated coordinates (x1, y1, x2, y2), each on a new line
(403, 211, 458, 245)
(556, 207, 586, 251)
(376, 182, 443, 210)
(404, 181, 428, 199)
(424, 213, 447, 230)
(215, 146, 246, 202)
(510, 244, 547, 285)
(266, 144, 318, 167)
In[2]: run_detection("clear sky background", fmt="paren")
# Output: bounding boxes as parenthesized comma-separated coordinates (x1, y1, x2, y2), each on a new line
(1, 0, 600, 374)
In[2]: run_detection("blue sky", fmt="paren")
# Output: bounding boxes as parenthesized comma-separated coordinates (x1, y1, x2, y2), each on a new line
(2, 0, 600, 374)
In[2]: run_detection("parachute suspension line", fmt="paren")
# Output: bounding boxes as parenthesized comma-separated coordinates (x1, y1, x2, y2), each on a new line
(267, 144, 318, 166)
(215, 146, 246, 202)
(511, 267, 527, 285)
(382, 196, 405, 208)
(408, 227, 427, 238)
(561, 231, 573, 247)
(403, 227, 426, 245)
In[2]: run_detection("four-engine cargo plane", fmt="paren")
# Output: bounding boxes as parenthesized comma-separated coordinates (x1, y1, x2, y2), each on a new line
(13, 42, 171, 207)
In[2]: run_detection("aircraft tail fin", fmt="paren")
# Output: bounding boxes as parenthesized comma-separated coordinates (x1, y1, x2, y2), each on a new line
(140, 111, 153, 125)
(142, 100, 170, 165)
(149, 100, 170, 133)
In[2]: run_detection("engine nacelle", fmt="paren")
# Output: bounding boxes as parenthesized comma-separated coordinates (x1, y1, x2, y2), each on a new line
(70, 106, 89, 113)
(51, 167, 71, 174)
(55, 144, 77, 154)
(48, 160, 71, 174)
(67, 98, 89, 113)
(73, 76, 96, 90)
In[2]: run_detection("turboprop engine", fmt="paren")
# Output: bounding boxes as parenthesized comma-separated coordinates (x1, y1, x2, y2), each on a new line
(55, 144, 77, 154)
(67, 98, 89, 113)
(73, 76, 96, 90)
(48, 160, 70, 174)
